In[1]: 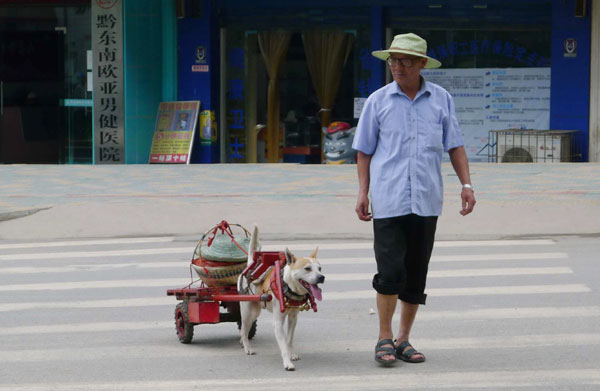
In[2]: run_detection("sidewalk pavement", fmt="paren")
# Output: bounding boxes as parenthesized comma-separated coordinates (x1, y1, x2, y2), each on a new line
(0, 163, 599, 242)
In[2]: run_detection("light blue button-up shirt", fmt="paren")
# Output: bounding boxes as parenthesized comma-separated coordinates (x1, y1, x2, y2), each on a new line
(352, 79, 464, 218)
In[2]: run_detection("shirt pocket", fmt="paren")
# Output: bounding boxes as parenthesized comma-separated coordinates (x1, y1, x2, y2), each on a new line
(421, 122, 443, 152)
(379, 125, 411, 157)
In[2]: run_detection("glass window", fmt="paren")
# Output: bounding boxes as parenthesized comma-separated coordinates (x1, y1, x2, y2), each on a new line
(225, 29, 357, 163)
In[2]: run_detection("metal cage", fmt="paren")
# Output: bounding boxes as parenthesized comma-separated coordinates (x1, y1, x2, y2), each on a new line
(487, 130, 582, 163)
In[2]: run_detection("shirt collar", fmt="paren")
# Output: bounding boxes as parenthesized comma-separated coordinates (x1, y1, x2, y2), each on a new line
(389, 76, 432, 99)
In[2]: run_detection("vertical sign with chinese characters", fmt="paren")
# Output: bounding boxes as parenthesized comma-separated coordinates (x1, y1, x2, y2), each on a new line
(92, 0, 125, 164)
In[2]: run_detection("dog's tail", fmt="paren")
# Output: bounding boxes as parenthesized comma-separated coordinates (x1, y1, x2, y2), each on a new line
(238, 225, 259, 294)
(247, 225, 259, 264)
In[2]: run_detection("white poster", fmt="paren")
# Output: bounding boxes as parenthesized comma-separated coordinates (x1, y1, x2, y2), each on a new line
(422, 68, 551, 162)
(354, 97, 366, 119)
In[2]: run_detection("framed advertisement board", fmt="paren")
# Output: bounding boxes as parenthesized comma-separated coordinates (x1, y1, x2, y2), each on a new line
(148, 101, 201, 164)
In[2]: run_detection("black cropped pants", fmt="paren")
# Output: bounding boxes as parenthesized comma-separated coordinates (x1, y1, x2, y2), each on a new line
(372, 214, 438, 305)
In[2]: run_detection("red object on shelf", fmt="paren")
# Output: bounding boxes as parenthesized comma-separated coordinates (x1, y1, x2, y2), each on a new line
(326, 121, 351, 134)
(282, 146, 320, 155)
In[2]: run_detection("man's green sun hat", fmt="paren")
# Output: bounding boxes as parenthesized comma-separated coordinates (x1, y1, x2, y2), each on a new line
(372, 33, 442, 69)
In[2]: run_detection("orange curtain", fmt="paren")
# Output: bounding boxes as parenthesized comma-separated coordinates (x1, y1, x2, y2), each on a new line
(302, 30, 354, 132)
(258, 31, 291, 163)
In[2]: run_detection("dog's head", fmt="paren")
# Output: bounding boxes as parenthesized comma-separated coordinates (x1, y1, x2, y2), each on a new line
(284, 248, 325, 301)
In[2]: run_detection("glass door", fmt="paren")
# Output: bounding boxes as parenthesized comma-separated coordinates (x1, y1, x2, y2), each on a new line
(0, 3, 91, 164)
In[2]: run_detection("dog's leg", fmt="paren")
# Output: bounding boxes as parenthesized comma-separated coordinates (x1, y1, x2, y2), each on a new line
(286, 309, 299, 361)
(239, 301, 260, 355)
(272, 300, 295, 371)
(238, 254, 261, 356)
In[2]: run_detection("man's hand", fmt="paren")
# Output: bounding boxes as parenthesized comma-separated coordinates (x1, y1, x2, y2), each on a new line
(448, 147, 475, 216)
(355, 193, 372, 221)
(460, 188, 476, 216)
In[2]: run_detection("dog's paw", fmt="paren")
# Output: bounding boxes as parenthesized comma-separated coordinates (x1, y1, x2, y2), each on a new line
(284, 361, 295, 371)
(244, 348, 256, 355)
(290, 353, 300, 361)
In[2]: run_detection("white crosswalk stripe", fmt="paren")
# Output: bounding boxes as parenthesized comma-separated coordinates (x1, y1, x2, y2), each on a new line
(0, 283, 590, 313)
(0, 237, 554, 252)
(0, 369, 598, 391)
(0, 262, 187, 274)
(0, 236, 175, 250)
(0, 297, 174, 312)
(2, 276, 588, 294)
(324, 284, 590, 299)
(325, 267, 574, 279)
(262, 239, 557, 251)
(0, 247, 192, 261)
(317, 252, 569, 264)
(0, 267, 574, 290)
(411, 305, 600, 321)
(0, 251, 569, 266)
(1, 333, 599, 362)
(0, 262, 575, 275)
(1, 306, 599, 335)
(0, 321, 174, 335)
(0, 241, 559, 262)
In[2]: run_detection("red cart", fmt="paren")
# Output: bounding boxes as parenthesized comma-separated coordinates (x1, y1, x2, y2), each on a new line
(166, 221, 289, 343)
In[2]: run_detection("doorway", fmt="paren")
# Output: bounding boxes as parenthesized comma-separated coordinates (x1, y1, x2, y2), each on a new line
(0, 2, 91, 164)
(231, 30, 354, 163)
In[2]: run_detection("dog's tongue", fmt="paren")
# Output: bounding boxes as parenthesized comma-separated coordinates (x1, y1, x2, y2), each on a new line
(309, 284, 322, 301)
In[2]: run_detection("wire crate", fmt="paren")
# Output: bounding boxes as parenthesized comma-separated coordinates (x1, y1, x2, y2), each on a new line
(487, 129, 582, 163)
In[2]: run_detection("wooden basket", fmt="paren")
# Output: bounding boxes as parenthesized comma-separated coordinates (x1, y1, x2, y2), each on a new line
(190, 221, 254, 287)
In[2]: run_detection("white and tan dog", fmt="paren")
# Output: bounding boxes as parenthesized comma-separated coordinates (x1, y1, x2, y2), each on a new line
(237, 226, 325, 371)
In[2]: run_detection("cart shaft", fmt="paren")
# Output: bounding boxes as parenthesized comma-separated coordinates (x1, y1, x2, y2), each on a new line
(213, 294, 271, 302)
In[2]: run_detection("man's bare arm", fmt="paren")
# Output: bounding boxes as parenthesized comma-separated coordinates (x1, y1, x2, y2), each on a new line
(448, 146, 476, 216)
(355, 151, 372, 221)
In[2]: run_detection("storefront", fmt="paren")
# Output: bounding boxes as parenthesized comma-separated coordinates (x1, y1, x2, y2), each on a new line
(193, 0, 592, 164)
(0, 0, 596, 164)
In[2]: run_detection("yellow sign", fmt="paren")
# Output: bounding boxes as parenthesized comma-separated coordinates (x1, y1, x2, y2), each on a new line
(199, 110, 218, 145)
(149, 101, 201, 164)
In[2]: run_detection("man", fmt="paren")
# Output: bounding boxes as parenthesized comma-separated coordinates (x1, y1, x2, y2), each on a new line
(352, 33, 476, 367)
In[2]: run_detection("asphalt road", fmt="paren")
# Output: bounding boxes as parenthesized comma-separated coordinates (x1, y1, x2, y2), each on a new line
(1, 234, 599, 390)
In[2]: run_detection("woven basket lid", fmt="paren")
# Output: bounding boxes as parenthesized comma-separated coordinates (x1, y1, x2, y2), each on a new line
(200, 233, 252, 262)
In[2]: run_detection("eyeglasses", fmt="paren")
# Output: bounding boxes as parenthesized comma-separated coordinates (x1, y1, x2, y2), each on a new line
(387, 57, 415, 67)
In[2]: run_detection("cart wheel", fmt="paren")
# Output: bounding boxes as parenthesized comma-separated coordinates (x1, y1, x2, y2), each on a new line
(174, 302, 194, 344)
(237, 320, 257, 339)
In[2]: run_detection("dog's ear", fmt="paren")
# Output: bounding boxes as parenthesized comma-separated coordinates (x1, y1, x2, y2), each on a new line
(310, 247, 319, 259)
(285, 248, 296, 264)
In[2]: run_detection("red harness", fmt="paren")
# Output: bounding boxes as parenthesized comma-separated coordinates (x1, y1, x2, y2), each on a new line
(268, 270, 317, 312)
